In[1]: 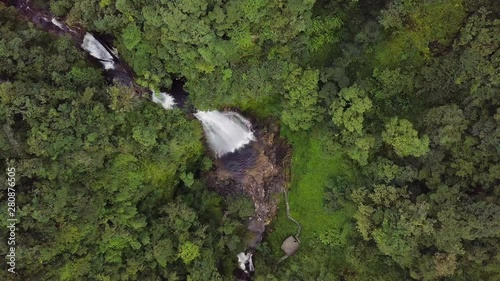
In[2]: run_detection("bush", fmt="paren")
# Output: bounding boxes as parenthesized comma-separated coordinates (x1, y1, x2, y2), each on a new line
(324, 176, 353, 211)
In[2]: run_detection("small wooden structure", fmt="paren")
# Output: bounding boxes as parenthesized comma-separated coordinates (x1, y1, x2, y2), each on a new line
(281, 236, 300, 256)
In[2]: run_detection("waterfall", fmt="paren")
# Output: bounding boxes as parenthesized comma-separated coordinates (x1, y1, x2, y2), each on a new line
(194, 111, 255, 157)
(51, 18, 64, 30)
(81, 33, 115, 70)
(237, 252, 254, 273)
(152, 92, 176, 110)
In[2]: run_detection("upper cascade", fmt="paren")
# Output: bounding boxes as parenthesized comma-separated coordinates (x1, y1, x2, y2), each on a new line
(194, 111, 255, 157)
(51, 18, 64, 30)
(81, 33, 115, 70)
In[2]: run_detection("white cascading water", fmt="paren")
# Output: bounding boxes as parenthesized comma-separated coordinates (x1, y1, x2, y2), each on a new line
(51, 18, 64, 30)
(81, 33, 115, 70)
(152, 92, 176, 110)
(237, 252, 254, 273)
(194, 111, 255, 157)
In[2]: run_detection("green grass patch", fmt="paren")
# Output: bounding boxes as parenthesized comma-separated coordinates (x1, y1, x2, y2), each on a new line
(267, 127, 357, 263)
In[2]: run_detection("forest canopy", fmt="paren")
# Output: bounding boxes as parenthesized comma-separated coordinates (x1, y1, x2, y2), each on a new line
(1, 0, 500, 280)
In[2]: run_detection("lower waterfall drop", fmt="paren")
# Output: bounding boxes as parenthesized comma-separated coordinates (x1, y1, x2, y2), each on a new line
(194, 111, 255, 157)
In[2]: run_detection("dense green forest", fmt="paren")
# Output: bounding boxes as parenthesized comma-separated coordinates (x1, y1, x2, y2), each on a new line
(1, 0, 500, 280)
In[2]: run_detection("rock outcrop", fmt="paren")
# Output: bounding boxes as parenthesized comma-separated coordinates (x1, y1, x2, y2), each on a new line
(205, 121, 291, 224)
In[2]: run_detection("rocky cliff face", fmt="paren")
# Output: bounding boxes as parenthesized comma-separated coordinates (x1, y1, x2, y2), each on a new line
(205, 121, 291, 225)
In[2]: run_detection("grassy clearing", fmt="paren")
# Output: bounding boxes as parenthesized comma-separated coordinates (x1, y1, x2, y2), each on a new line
(267, 127, 357, 261)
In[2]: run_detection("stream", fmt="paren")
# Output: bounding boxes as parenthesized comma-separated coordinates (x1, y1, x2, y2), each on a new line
(5, 0, 139, 89)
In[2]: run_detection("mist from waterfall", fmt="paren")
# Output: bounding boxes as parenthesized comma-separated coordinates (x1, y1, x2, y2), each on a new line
(194, 111, 255, 157)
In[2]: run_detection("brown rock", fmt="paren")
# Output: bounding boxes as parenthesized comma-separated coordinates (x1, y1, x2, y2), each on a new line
(204, 120, 291, 224)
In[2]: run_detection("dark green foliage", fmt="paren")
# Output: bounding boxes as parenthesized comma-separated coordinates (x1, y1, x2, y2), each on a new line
(324, 176, 352, 212)
(343, 7, 500, 280)
(2, 0, 500, 281)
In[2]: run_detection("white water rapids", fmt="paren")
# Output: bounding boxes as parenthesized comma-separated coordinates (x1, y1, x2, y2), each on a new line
(81, 33, 115, 70)
(152, 92, 176, 110)
(51, 18, 64, 30)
